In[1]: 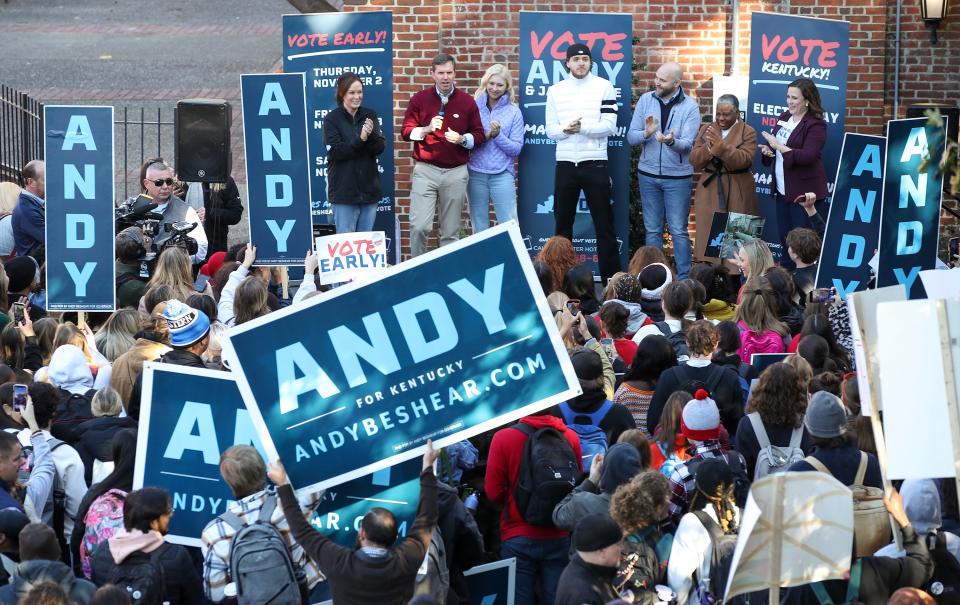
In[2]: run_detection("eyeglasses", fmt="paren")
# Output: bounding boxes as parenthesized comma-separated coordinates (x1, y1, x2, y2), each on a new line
(149, 178, 175, 187)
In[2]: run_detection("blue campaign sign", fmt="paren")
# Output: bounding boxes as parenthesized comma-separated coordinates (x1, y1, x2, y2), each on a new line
(240, 73, 315, 265)
(815, 134, 886, 299)
(134, 363, 422, 547)
(518, 11, 632, 274)
(463, 558, 516, 605)
(44, 106, 116, 311)
(876, 117, 947, 299)
(282, 12, 397, 264)
(746, 13, 850, 260)
(222, 222, 580, 492)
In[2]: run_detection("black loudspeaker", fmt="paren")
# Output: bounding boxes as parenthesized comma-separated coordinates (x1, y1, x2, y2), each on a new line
(906, 103, 959, 146)
(175, 99, 232, 182)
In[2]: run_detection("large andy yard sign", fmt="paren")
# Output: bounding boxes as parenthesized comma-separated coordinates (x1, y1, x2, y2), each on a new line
(222, 222, 580, 493)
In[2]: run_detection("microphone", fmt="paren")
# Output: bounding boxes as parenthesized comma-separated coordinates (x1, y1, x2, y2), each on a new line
(439, 95, 448, 117)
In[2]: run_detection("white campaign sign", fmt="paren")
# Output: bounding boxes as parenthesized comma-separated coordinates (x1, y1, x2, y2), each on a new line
(314, 230, 387, 285)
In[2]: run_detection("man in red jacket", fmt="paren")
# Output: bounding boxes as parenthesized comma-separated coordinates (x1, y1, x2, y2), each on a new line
(401, 53, 485, 257)
(485, 410, 582, 605)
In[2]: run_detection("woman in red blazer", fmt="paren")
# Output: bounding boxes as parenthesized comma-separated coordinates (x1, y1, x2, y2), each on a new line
(758, 78, 828, 269)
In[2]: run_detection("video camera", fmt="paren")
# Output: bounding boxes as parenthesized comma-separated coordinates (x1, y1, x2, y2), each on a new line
(116, 194, 200, 277)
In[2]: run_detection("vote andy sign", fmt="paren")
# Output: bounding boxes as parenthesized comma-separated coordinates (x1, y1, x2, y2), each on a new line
(240, 73, 315, 265)
(222, 222, 580, 492)
(877, 117, 947, 299)
(44, 106, 116, 310)
(815, 134, 886, 299)
(134, 363, 421, 547)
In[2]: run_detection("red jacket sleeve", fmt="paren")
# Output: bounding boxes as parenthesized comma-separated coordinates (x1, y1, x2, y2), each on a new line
(401, 93, 423, 141)
(484, 429, 512, 505)
(784, 117, 826, 168)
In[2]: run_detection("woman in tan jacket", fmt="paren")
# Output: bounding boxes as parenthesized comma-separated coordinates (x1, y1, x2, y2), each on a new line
(689, 95, 758, 266)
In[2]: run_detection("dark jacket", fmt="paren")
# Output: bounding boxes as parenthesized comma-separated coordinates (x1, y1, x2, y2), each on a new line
(781, 525, 933, 605)
(201, 178, 244, 255)
(555, 554, 619, 605)
(648, 362, 743, 437)
(324, 106, 386, 205)
(437, 482, 485, 605)
(116, 261, 148, 310)
(90, 540, 202, 605)
(11, 191, 44, 258)
(73, 415, 137, 484)
(761, 111, 829, 202)
(0, 559, 96, 604)
(788, 444, 884, 489)
(556, 385, 636, 445)
(50, 388, 96, 445)
(734, 414, 813, 479)
(278, 469, 439, 605)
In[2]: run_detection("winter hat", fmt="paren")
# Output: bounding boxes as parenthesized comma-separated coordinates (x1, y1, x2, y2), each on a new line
(4, 256, 37, 293)
(47, 344, 94, 395)
(804, 391, 848, 438)
(599, 443, 642, 493)
(639, 263, 673, 301)
(200, 251, 226, 278)
(614, 274, 643, 304)
(901, 479, 942, 536)
(566, 43, 592, 62)
(680, 389, 720, 441)
(694, 457, 736, 500)
(162, 299, 210, 348)
(573, 513, 622, 552)
(0, 509, 29, 549)
(570, 347, 603, 381)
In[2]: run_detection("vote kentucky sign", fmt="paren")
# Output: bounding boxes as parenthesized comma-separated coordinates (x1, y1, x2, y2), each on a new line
(222, 222, 580, 493)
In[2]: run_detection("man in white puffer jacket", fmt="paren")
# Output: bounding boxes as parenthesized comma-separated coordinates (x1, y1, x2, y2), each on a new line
(545, 43, 621, 282)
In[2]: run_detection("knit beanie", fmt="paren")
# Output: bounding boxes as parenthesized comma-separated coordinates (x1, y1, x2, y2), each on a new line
(599, 443, 642, 493)
(0, 509, 29, 549)
(639, 263, 673, 301)
(614, 274, 643, 304)
(570, 348, 603, 381)
(693, 457, 736, 500)
(573, 513, 622, 552)
(680, 389, 720, 441)
(804, 391, 848, 438)
(162, 299, 210, 348)
(4, 256, 36, 293)
(566, 43, 592, 61)
(200, 250, 226, 278)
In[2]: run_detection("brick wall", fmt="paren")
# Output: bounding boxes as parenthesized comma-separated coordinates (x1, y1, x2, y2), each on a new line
(341, 0, 960, 258)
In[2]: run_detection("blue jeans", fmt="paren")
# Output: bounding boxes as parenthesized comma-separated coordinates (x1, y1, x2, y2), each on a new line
(639, 173, 694, 278)
(500, 536, 569, 605)
(332, 202, 377, 234)
(467, 169, 517, 232)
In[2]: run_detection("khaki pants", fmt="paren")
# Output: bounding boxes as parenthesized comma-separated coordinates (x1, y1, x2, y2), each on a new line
(409, 162, 468, 257)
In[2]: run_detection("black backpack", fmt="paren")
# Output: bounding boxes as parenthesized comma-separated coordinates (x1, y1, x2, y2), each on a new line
(673, 364, 727, 403)
(109, 544, 167, 605)
(51, 389, 96, 442)
(655, 321, 690, 360)
(926, 531, 960, 604)
(693, 510, 747, 605)
(511, 424, 579, 526)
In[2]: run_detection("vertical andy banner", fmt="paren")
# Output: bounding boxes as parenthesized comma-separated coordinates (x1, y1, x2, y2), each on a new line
(222, 223, 580, 493)
(241, 73, 315, 265)
(283, 12, 397, 265)
(877, 117, 947, 299)
(815, 134, 885, 299)
(518, 11, 631, 273)
(44, 106, 115, 311)
(747, 13, 850, 260)
(134, 363, 421, 548)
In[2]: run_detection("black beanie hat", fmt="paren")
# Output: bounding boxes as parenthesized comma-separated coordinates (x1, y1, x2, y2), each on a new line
(693, 457, 735, 500)
(5, 256, 36, 293)
(570, 348, 603, 380)
(573, 513, 622, 552)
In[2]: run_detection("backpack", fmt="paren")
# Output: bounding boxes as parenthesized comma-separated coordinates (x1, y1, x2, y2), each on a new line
(51, 389, 96, 441)
(804, 453, 890, 557)
(925, 531, 960, 604)
(616, 526, 673, 596)
(414, 527, 450, 602)
(511, 423, 580, 526)
(108, 544, 167, 605)
(655, 322, 690, 361)
(748, 412, 804, 480)
(692, 510, 745, 605)
(673, 364, 726, 407)
(558, 400, 613, 472)
(219, 493, 303, 605)
(736, 363, 752, 403)
(81, 489, 127, 579)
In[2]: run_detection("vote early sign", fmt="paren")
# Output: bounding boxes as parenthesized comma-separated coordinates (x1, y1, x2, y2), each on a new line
(222, 222, 580, 493)
(240, 73, 315, 265)
(44, 106, 116, 311)
(134, 363, 422, 547)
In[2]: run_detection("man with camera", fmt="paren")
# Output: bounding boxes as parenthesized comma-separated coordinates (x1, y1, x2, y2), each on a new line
(115, 227, 151, 309)
(133, 161, 208, 266)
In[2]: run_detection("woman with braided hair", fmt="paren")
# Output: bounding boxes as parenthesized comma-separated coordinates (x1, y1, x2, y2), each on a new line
(666, 458, 741, 605)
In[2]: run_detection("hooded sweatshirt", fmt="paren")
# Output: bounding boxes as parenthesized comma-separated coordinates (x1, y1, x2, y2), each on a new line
(552, 443, 642, 534)
(601, 299, 651, 338)
(875, 479, 960, 562)
(0, 559, 96, 605)
(108, 528, 164, 563)
(92, 529, 203, 605)
(47, 344, 94, 395)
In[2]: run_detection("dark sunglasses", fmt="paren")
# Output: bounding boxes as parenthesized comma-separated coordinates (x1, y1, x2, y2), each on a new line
(149, 178, 175, 187)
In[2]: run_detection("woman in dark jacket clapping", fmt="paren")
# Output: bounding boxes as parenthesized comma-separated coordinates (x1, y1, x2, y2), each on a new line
(323, 72, 386, 234)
